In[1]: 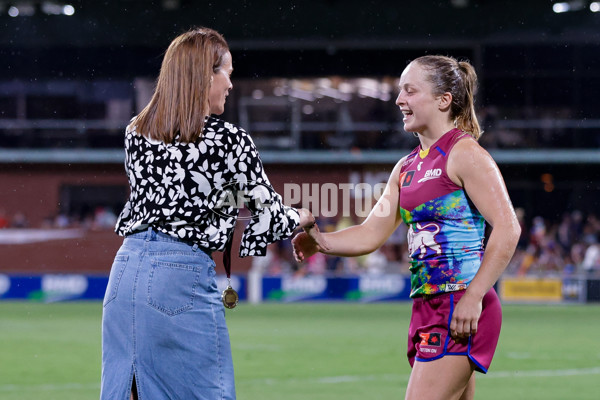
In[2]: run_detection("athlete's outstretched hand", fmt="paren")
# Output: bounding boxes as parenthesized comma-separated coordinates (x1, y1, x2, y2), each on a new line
(292, 224, 330, 262)
(449, 292, 483, 342)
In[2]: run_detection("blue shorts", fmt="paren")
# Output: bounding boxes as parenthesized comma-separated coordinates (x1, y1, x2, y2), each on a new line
(101, 228, 235, 399)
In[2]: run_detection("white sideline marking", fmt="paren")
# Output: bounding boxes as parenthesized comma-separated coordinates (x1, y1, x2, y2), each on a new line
(505, 352, 600, 361)
(234, 343, 281, 352)
(246, 374, 402, 386)
(506, 351, 532, 359)
(2, 367, 599, 391)
(247, 367, 600, 386)
(483, 367, 600, 379)
(316, 374, 400, 384)
(0, 382, 100, 392)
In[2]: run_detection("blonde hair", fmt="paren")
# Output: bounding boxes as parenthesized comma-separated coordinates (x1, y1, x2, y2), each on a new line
(131, 27, 229, 143)
(413, 55, 481, 140)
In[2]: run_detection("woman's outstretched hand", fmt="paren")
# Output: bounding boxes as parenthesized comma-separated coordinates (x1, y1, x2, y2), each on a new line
(292, 223, 330, 262)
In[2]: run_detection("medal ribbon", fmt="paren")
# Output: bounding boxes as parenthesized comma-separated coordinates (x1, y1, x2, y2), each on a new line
(221, 229, 239, 309)
(223, 231, 233, 280)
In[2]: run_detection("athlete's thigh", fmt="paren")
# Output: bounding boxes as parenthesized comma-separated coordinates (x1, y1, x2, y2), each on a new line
(458, 372, 475, 400)
(405, 356, 474, 400)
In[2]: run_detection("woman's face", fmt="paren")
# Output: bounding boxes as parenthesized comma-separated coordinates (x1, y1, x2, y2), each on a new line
(208, 51, 233, 115)
(395, 62, 440, 134)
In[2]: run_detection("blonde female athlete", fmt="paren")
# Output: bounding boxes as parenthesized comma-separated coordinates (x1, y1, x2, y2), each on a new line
(294, 55, 521, 400)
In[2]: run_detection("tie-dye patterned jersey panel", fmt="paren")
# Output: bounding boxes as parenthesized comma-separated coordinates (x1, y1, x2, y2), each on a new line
(399, 129, 485, 298)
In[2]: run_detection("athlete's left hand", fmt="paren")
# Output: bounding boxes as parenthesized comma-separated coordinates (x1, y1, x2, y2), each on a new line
(450, 292, 483, 342)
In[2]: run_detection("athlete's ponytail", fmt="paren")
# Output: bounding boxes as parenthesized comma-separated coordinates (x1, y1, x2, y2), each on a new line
(456, 61, 481, 140)
(413, 55, 482, 140)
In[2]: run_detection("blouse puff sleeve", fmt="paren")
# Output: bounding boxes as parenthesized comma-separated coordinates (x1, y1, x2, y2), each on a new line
(226, 123, 300, 257)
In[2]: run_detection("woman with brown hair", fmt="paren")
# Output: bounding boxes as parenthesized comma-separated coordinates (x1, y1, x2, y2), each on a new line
(293, 55, 521, 399)
(101, 27, 320, 400)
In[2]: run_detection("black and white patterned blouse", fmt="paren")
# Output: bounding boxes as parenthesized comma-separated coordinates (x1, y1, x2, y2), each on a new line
(115, 116, 300, 257)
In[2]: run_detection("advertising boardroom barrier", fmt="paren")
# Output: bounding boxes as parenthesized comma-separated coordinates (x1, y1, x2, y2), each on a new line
(0, 273, 411, 303)
(247, 273, 412, 303)
(499, 275, 600, 303)
(0, 274, 247, 302)
(499, 277, 563, 302)
(2, 273, 598, 303)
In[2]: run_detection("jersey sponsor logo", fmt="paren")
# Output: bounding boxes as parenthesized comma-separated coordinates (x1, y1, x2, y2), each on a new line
(282, 275, 327, 294)
(420, 347, 438, 354)
(417, 168, 442, 183)
(417, 161, 423, 171)
(445, 283, 468, 292)
(419, 332, 442, 347)
(42, 274, 88, 296)
(400, 170, 416, 187)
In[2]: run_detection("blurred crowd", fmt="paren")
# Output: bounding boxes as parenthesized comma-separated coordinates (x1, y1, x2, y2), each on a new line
(252, 215, 411, 277)
(0, 206, 118, 231)
(509, 209, 600, 278)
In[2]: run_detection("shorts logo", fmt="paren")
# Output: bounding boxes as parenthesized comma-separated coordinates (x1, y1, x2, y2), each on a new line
(417, 168, 442, 183)
(400, 170, 415, 188)
(419, 332, 442, 347)
(445, 283, 468, 292)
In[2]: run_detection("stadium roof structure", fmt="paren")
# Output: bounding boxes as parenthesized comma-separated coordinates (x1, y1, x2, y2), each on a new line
(2, 0, 599, 48)
(1, 0, 599, 164)
(2, 148, 600, 165)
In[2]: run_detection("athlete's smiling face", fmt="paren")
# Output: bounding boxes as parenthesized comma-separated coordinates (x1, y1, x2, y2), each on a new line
(395, 62, 441, 135)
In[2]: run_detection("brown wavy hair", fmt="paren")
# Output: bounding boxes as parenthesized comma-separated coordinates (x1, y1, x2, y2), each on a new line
(131, 27, 229, 143)
(413, 55, 481, 140)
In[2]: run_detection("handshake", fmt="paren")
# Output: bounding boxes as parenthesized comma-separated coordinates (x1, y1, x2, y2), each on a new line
(292, 208, 331, 263)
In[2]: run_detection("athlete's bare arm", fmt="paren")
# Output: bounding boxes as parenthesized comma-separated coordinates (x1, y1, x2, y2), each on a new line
(292, 157, 406, 261)
(447, 139, 521, 339)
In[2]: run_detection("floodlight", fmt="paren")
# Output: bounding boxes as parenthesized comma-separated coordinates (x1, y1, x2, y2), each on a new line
(553, 2, 570, 13)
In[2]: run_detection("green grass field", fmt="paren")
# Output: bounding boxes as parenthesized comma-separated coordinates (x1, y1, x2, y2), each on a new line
(1, 301, 599, 400)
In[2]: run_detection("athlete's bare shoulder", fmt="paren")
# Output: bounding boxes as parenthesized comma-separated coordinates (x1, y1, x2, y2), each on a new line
(448, 136, 497, 186)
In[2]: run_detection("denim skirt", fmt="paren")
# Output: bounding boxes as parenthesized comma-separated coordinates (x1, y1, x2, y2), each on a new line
(101, 228, 235, 400)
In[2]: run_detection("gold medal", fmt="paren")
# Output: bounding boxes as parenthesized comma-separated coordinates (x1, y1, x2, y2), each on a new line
(222, 285, 239, 309)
